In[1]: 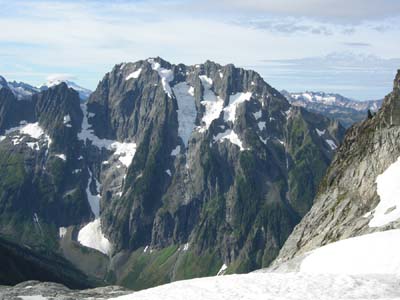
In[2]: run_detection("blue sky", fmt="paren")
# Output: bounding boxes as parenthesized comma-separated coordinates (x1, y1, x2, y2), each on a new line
(1, 0, 400, 100)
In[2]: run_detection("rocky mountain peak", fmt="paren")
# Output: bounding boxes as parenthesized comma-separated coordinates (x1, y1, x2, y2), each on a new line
(0, 75, 8, 88)
(394, 69, 400, 90)
(0, 58, 345, 290)
(40, 78, 92, 100)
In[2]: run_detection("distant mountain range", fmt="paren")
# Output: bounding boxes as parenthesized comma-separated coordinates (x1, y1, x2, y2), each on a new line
(0, 75, 92, 101)
(282, 91, 383, 128)
(40, 78, 92, 100)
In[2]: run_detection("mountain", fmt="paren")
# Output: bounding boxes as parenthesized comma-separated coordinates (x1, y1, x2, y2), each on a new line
(282, 90, 383, 128)
(274, 70, 400, 264)
(0, 76, 40, 100)
(0, 58, 344, 289)
(40, 78, 92, 100)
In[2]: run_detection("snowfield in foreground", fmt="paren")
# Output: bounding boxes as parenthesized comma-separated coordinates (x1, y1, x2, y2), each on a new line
(110, 273, 400, 300)
(110, 230, 400, 300)
(300, 229, 400, 274)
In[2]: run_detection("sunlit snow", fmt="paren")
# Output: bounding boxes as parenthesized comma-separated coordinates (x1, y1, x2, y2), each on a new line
(77, 219, 112, 256)
(18, 296, 48, 300)
(217, 264, 227, 276)
(223, 92, 252, 123)
(325, 139, 337, 150)
(172, 82, 197, 147)
(59, 227, 67, 238)
(110, 142, 137, 168)
(214, 129, 247, 151)
(315, 128, 326, 136)
(198, 75, 224, 132)
(55, 154, 66, 161)
(368, 157, 400, 227)
(171, 145, 181, 156)
(110, 230, 400, 300)
(253, 110, 262, 120)
(1, 122, 51, 149)
(300, 229, 400, 274)
(78, 103, 137, 168)
(126, 68, 142, 80)
(258, 121, 266, 131)
(110, 273, 400, 300)
(148, 58, 174, 98)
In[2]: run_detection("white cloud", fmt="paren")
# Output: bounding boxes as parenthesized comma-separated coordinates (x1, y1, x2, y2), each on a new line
(46, 74, 76, 82)
(0, 0, 398, 100)
(212, 0, 400, 21)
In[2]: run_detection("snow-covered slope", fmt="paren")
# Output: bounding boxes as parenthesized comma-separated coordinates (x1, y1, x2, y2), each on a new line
(110, 273, 399, 300)
(299, 229, 400, 274)
(109, 230, 400, 300)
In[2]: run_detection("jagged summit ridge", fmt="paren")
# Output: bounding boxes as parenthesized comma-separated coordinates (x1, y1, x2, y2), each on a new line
(0, 57, 345, 289)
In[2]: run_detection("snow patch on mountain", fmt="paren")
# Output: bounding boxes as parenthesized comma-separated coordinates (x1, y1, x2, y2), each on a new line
(217, 264, 227, 276)
(1, 122, 52, 149)
(258, 121, 266, 131)
(59, 227, 67, 238)
(172, 82, 197, 147)
(63, 115, 71, 126)
(214, 129, 247, 151)
(55, 154, 66, 161)
(315, 128, 325, 136)
(223, 92, 252, 123)
(79, 103, 137, 168)
(325, 139, 337, 150)
(199, 75, 224, 132)
(171, 145, 181, 156)
(110, 142, 137, 168)
(253, 110, 262, 120)
(148, 58, 174, 98)
(126, 68, 142, 80)
(77, 219, 112, 256)
(368, 157, 400, 227)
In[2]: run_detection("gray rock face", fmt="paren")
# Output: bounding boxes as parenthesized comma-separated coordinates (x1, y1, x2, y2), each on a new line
(87, 58, 344, 281)
(0, 83, 92, 248)
(274, 70, 400, 265)
(0, 59, 345, 289)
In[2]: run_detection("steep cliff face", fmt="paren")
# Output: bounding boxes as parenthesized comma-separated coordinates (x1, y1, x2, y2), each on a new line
(0, 83, 91, 248)
(274, 70, 400, 264)
(82, 58, 344, 285)
(0, 61, 345, 289)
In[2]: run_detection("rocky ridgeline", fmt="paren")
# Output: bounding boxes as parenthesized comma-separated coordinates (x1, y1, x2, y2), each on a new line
(274, 70, 400, 264)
